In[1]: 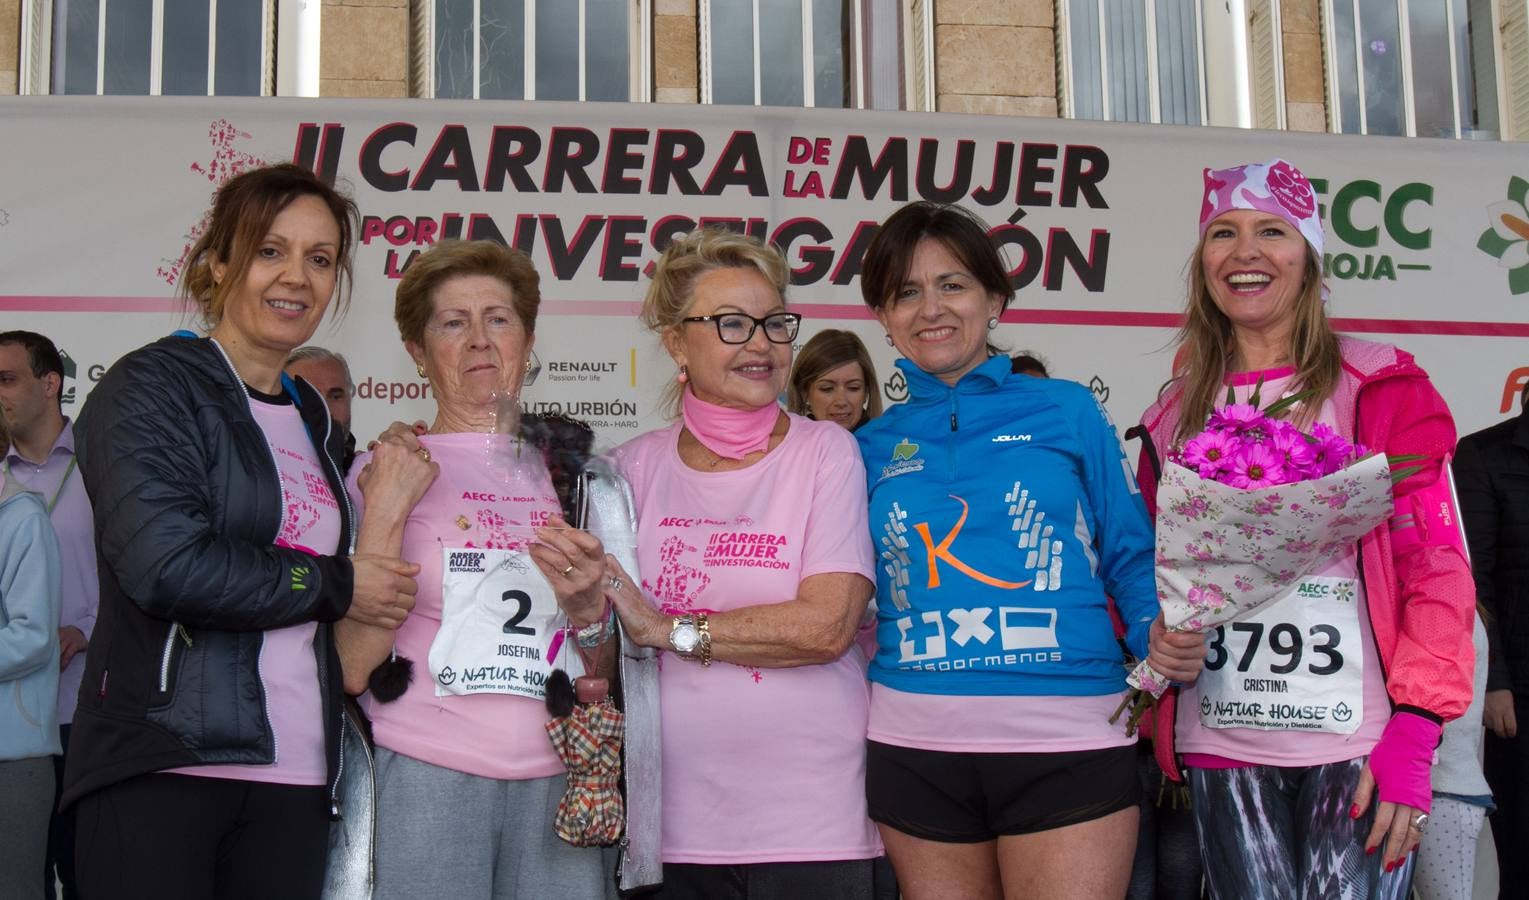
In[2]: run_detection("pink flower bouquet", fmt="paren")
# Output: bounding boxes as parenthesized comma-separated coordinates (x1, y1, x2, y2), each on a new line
(1114, 395, 1409, 731)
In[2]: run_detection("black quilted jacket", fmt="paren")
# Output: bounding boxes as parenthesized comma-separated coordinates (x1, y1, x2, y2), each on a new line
(1454, 405, 1529, 698)
(63, 335, 355, 809)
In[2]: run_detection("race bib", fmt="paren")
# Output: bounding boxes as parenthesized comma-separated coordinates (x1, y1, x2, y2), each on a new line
(1196, 576, 1364, 734)
(429, 547, 564, 699)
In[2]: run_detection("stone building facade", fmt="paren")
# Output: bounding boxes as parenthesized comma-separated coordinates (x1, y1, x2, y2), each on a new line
(5, 1, 1525, 140)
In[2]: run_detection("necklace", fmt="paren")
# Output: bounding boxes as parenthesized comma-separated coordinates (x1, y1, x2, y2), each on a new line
(685, 414, 786, 470)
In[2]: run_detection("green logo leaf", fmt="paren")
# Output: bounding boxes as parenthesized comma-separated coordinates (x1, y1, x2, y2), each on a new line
(1477, 177, 1529, 295)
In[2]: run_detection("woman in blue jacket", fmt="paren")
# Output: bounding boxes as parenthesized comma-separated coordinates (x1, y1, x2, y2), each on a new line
(855, 201, 1206, 900)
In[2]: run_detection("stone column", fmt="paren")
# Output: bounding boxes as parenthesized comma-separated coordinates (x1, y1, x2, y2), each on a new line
(654, 0, 698, 103)
(934, 0, 1057, 117)
(321, 0, 409, 98)
(1280, 0, 1326, 132)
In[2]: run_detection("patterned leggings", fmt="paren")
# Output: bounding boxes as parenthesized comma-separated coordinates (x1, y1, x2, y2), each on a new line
(1189, 759, 1414, 900)
(1411, 796, 1487, 900)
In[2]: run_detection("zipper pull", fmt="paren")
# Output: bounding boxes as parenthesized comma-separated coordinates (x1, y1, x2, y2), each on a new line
(177, 623, 194, 647)
(99, 669, 109, 698)
(950, 412, 957, 431)
(615, 835, 630, 880)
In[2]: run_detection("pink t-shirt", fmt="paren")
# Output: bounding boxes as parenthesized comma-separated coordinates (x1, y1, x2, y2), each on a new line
(1178, 369, 1388, 768)
(172, 393, 337, 786)
(869, 687, 1134, 752)
(611, 415, 880, 865)
(351, 433, 565, 780)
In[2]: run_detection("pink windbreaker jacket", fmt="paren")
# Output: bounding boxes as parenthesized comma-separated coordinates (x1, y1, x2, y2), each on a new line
(1137, 336, 1476, 768)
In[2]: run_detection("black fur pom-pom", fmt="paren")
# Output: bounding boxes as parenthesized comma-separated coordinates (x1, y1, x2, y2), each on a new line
(545, 668, 576, 718)
(368, 654, 414, 702)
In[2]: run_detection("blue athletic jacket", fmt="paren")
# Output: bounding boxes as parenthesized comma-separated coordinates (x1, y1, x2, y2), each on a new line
(855, 355, 1158, 696)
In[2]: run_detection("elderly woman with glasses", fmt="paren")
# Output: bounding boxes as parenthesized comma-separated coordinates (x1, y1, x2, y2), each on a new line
(549, 227, 881, 899)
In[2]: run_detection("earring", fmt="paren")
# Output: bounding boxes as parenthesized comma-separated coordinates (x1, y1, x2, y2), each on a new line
(986, 316, 999, 330)
(416, 363, 427, 379)
(677, 365, 688, 384)
(525, 359, 533, 373)
(884, 334, 894, 347)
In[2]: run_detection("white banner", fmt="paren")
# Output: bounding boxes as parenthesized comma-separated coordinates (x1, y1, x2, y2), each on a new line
(3, 97, 1526, 448)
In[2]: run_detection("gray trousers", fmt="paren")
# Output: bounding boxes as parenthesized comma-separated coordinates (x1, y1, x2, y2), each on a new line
(373, 747, 615, 900)
(0, 756, 55, 900)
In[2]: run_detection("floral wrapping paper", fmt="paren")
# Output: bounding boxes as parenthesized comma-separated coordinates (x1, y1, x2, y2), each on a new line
(1127, 452, 1395, 697)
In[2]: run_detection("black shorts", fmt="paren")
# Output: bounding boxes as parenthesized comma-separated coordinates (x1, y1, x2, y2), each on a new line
(865, 740, 1139, 843)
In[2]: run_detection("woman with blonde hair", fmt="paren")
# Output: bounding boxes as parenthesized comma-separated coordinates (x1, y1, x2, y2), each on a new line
(1136, 159, 1477, 899)
(555, 226, 881, 898)
(787, 329, 883, 430)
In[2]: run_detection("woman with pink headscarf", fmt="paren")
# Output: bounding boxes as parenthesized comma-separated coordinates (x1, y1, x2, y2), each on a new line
(1136, 159, 1477, 899)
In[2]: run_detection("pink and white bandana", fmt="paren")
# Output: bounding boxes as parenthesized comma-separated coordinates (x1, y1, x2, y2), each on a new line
(1199, 158, 1324, 259)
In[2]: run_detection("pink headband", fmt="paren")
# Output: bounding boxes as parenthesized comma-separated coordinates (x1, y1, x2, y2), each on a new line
(1199, 158, 1324, 260)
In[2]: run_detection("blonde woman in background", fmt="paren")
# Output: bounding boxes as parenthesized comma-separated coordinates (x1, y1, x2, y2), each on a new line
(788, 329, 883, 431)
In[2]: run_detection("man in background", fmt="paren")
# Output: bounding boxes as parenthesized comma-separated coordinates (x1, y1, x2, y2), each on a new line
(286, 345, 357, 473)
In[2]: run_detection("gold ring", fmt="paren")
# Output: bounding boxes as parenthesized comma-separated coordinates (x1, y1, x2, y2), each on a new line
(415, 447, 432, 463)
(561, 564, 576, 577)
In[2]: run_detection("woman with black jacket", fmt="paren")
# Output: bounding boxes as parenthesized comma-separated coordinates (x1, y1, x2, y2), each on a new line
(65, 164, 435, 899)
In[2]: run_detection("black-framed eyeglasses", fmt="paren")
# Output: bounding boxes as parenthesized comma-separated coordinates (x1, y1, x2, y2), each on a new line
(681, 312, 801, 345)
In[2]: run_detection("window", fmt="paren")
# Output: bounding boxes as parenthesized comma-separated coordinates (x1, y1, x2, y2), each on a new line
(22, 0, 273, 95)
(1057, 0, 1208, 125)
(415, 0, 648, 101)
(1323, 0, 1502, 138)
(700, 0, 907, 109)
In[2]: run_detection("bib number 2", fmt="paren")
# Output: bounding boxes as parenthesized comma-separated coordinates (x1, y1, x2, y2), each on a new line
(502, 589, 535, 635)
(431, 548, 561, 699)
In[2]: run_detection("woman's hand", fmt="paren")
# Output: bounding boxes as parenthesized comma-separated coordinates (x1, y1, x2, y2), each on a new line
(357, 427, 438, 519)
(600, 555, 670, 649)
(365, 420, 429, 454)
(347, 553, 421, 628)
(529, 514, 608, 626)
(1352, 766, 1425, 870)
(1353, 710, 1440, 870)
(1146, 612, 1208, 683)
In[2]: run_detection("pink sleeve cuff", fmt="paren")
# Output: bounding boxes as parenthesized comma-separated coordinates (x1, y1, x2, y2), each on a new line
(1367, 710, 1442, 812)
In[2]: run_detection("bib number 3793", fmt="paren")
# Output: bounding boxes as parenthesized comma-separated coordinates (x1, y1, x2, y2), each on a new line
(1196, 576, 1364, 734)
(1205, 621, 1344, 677)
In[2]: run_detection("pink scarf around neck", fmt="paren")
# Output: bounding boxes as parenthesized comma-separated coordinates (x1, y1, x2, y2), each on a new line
(681, 387, 780, 460)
